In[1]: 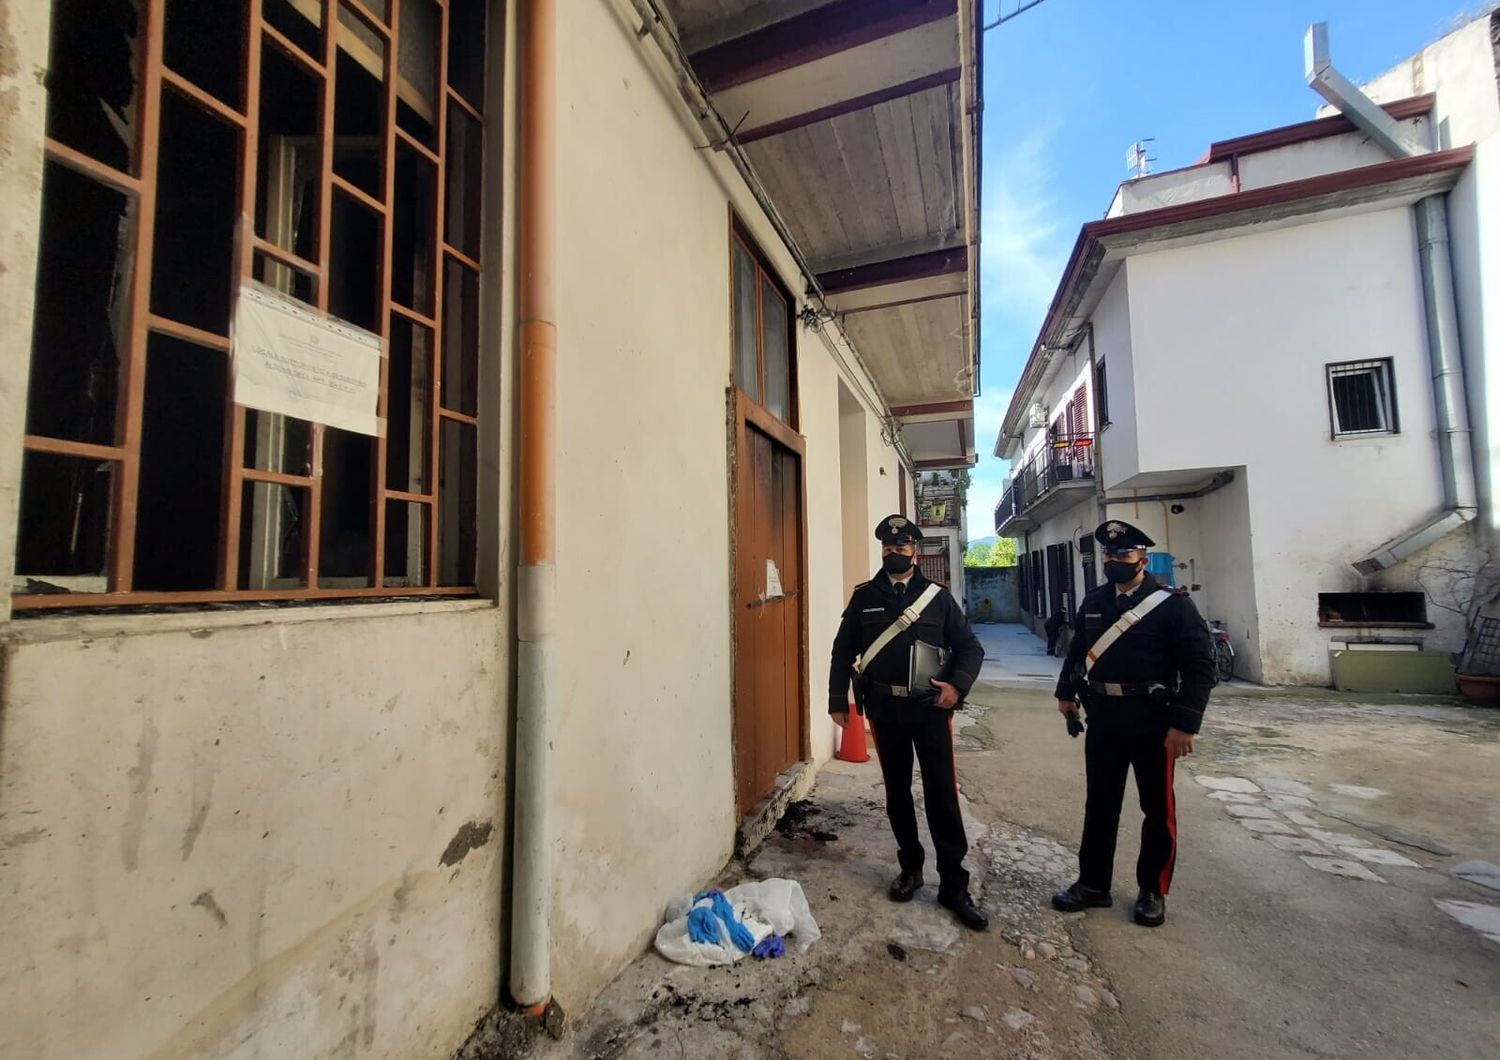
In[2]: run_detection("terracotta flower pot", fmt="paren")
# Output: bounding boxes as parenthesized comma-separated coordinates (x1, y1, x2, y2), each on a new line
(1455, 672, 1500, 706)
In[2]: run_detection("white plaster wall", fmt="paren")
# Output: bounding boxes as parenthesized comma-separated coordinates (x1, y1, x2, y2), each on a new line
(1350, 16, 1500, 147)
(866, 414, 903, 546)
(1126, 209, 1462, 683)
(1236, 121, 1430, 189)
(0, 605, 507, 1060)
(838, 384, 870, 596)
(549, 0, 903, 1008)
(1369, 13, 1500, 540)
(1194, 469, 1263, 683)
(1091, 270, 1138, 488)
(801, 330, 850, 763)
(1117, 163, 1235, 213)
(0, 0, 50, 621)
(551, 2, 737, 1010)
(1100, 493, 1207, 607)
(1127, 210, 1433, 475)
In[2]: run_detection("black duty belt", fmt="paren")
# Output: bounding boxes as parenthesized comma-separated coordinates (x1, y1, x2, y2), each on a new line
(869, 681, 929, 698)
(1089, 679, 1166, 697)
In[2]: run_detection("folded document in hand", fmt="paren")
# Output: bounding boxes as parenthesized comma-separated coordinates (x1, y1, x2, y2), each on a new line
(910, 640, 948, 692)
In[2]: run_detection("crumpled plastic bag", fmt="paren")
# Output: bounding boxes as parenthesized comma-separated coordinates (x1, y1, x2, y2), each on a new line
(654, 878, 821, 966)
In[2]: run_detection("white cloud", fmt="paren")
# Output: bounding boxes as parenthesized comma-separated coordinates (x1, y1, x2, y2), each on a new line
(980, 126, 1073, 323)
(961, 386, 1013, 537)
(969, 386, 1012, 459)
(960, 125, 1079, 538)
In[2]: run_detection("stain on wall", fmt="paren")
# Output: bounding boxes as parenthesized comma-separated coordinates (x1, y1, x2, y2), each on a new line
(440, 820, 494, 867)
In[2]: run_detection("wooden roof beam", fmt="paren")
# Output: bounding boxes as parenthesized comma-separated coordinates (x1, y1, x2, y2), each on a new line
(689, 0, 957, 93)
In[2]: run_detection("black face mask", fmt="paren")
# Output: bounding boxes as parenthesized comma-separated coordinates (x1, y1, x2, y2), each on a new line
(1103, 560, 1142, 585)
(883, 554, 914, 576)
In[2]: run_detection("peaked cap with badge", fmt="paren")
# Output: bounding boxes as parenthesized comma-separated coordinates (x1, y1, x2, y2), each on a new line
(876, 514, 924, 544)
(1094, 519, 1154, 551)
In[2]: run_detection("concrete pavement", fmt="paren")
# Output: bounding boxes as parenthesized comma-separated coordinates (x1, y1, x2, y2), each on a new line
(973, 620, 1061, 688)
(967, 658, 1500, 1060)
(462, 624, 1500, 1059)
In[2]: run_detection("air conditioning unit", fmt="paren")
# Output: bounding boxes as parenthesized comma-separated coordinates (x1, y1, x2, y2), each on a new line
(1028, 403, 1049, 429)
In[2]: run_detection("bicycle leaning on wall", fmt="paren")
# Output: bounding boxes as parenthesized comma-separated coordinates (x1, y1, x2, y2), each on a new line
(1207, 619, 1234, 683)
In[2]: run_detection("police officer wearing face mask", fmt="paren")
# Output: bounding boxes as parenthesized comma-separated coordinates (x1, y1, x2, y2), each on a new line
(1051, 520, 1215, 928)
(828, 515, 988, 930)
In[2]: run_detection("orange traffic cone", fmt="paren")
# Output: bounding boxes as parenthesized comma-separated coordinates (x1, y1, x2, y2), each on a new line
(836, 701, 870, 763)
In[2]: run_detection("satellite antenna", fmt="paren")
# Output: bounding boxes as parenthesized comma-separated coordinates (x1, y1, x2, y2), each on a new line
(1126, 138, 1156, 178)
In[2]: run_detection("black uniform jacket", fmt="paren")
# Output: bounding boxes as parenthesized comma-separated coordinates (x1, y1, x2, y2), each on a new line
(828, 570, 985, 722)
(1053, 574, 1216, 734)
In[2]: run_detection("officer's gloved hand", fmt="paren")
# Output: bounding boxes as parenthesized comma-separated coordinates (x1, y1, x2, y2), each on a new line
(913, 685, 942, 710)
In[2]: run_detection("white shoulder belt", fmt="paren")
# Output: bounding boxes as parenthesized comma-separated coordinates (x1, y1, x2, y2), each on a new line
(854, 583, 943, 675)
(1084, 589, 1172, 675)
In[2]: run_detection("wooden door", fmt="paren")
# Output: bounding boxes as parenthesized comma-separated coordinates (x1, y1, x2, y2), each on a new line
(733, 409, 806, 815)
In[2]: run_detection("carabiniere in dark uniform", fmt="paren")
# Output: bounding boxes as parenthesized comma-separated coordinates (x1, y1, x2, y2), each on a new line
(1052, 519, 1216, 928)
(828, 515, 988, 931)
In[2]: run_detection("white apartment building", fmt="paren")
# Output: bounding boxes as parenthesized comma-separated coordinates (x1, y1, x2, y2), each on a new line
(994, 14, 1498, 687)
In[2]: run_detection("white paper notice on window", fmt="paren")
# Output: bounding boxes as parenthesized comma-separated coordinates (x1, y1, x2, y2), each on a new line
(232, 282, 385, 437)
(765, 560, 784, 599)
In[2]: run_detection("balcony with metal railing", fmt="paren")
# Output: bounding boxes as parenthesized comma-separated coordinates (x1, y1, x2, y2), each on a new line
(995, 433, 1096, 535)
(915, 472, 964, 530)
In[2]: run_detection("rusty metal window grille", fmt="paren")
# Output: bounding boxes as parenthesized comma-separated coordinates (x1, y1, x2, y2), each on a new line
(916, 548, 949, 588)
(731, 226, 798, 429)
(17, 0, 489, 610)
(1327, 358, 1398, 438)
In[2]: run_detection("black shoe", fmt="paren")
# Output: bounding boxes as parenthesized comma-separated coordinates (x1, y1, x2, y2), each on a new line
(888, 870, 923, 903)
(938, 890, 989, 931)
(1133, 891, 1166, 927)
(1051, 881, 1113, 912)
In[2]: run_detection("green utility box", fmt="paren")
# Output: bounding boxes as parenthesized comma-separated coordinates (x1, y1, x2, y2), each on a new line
(1329, 647, 1456, 694)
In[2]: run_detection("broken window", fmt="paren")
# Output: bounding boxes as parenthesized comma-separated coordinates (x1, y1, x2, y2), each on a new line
(18, 0, 492, 607)
(45, 0, 142, 174)
(1327, 359, 1398, 438)
(27, 163, 131, 447)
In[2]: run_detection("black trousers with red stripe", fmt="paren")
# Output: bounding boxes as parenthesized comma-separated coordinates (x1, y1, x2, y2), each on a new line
(1078, 719, 1178, 896)
(870, 712, 969, 897)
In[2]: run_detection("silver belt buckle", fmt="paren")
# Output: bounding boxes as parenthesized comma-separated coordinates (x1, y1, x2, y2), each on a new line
(891, 685, 909, 697)
(1102, 682, 1124, 697)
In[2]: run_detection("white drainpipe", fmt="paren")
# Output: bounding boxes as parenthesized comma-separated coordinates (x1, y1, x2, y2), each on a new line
(1304, 23, 1478, 574)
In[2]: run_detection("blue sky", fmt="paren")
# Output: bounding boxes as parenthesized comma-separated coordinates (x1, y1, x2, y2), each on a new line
(966, 0, 1491, 535)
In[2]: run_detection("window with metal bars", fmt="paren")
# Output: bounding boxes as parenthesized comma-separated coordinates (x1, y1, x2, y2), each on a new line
(916, 546, 949, 587)
(16, 0, 491, 610)
(1326, 358, 1398, 438)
